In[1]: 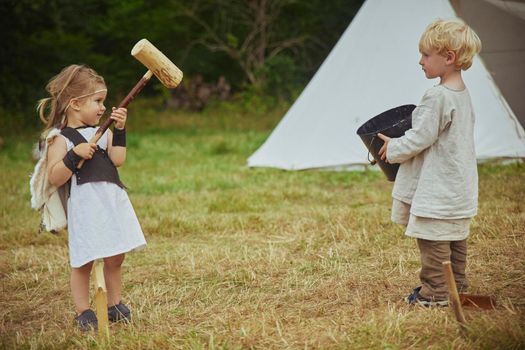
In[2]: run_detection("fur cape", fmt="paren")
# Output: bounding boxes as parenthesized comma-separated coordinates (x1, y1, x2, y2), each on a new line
(29, 128, 68, 233)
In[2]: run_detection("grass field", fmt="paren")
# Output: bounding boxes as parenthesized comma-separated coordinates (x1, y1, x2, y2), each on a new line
(0, 106, 524, 349)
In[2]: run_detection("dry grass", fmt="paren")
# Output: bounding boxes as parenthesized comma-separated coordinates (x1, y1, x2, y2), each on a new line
(0, 109, 524, 349)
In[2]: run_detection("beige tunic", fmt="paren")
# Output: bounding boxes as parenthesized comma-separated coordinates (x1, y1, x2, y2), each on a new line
(386, 85, 478, 222)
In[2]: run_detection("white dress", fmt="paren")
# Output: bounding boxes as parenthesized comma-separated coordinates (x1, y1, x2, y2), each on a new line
(63, 127, 146, 267)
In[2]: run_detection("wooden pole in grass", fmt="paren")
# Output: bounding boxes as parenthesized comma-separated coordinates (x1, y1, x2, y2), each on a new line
(93, 260, 110, 339)
(442, 261, 466, 325)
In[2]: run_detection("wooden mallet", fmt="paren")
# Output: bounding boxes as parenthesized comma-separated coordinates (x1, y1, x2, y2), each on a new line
(78, 38, 183, 167)
(86, 39, 181, 338)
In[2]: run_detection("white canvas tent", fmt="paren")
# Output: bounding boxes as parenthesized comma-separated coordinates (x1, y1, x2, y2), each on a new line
(248, 0, 525, 170)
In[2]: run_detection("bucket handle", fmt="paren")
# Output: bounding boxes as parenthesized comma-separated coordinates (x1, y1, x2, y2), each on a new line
(367, 134, 377, 165)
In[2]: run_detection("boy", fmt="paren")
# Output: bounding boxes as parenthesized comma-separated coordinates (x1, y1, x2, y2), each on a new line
(377, 19, 482, 306)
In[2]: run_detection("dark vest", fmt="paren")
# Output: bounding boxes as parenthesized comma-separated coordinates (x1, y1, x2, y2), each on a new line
(61, 127, 124, 188)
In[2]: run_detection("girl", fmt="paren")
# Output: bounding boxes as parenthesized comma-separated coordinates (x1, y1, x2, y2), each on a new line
(37, 64, 146, 331)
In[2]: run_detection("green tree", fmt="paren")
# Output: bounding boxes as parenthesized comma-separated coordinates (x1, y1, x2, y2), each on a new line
(177, 0, 362, 90)
(0, 0, 363, 131)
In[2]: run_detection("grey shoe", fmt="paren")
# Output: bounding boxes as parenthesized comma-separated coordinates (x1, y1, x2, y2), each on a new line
(75, 309, 98, 332)
(108, 302, 131, 323)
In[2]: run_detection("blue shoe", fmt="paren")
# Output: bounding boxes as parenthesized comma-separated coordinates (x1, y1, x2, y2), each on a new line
(108, 302, 131, 323)
(404, 286, 448, 307)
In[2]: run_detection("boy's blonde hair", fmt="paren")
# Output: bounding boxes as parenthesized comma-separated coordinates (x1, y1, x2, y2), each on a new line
(37, 64, 106, 135)
(419, 19, 481, 71)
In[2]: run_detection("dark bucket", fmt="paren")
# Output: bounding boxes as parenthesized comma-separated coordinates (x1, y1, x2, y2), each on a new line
(356, 104, 415, 181)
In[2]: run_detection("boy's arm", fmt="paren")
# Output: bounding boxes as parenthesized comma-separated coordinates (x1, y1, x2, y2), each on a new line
(386, 91, 450, 163)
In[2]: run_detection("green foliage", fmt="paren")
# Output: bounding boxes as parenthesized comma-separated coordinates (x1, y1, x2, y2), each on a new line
(0, 0, 364, 130)
(257, 55, 302, 98)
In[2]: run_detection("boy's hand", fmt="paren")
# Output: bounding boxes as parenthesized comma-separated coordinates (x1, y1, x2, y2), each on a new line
(73, 143, 98, 159)
(111, 107, 127, 130)
(377, 133, 390, 162)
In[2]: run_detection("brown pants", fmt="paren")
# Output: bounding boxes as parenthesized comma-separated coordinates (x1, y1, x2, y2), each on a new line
(417, 238, 468, 300)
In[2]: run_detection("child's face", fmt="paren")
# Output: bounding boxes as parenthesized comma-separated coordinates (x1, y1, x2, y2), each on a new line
(419, 48, 448, 80)
(78, 86, 107, 126)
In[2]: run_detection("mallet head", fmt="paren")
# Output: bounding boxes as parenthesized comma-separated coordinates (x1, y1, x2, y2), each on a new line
(131, 39, 183, 88)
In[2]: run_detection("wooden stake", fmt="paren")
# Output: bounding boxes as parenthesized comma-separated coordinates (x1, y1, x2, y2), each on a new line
(93, 260, 109, 339)
(442, 261, 466, 325)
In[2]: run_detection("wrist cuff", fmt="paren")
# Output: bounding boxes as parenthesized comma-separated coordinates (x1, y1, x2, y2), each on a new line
(112, 127, 126, 147)
(63, 149, 82, 172)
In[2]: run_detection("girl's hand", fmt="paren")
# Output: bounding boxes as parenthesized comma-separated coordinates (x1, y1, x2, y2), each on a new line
(111, 107, 127, 130)
(377, 133, 390, 162)
(73, 143, 98, 159)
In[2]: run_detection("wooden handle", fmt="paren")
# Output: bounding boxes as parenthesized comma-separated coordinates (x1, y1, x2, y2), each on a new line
(76, 71, 153, 169)
(442, 261, 466, 324)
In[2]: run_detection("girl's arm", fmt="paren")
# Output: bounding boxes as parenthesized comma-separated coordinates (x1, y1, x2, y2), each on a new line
(108, 107, 127, 167)
(47, 137, 97, 187)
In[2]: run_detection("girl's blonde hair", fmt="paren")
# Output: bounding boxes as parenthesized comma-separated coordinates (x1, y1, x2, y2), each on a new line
(419, 19, 482, 71)
(37, 64, 106, 135)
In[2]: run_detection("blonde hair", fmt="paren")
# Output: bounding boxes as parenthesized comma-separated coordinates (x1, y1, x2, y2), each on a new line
(37, 64, 106, 135)
(419, 19, 482, 71)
